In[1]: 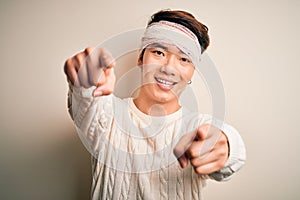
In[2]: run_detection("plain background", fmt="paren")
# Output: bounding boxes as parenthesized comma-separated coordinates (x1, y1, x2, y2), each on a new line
(0, 0, 299, 199)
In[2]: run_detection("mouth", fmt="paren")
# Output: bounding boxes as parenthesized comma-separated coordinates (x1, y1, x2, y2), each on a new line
(154, 77, 177, 90)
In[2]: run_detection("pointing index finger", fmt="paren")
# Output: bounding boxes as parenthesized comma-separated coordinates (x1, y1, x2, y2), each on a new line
(98, 48, 116, 68)
(196, 124, 209, 141)
(197, 124, 222, 156)
(86, 48, 115, 86)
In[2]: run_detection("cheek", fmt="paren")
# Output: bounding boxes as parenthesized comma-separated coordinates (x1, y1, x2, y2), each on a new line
(142, 57, 162, 74)
(143, 64, 159, 76)
(141, 64, 159, 83)
(143, 55, 159, 67)
(180, 68, 194, 81)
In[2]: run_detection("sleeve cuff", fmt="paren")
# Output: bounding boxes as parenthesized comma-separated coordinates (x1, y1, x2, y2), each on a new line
(72, 85, 96, 98)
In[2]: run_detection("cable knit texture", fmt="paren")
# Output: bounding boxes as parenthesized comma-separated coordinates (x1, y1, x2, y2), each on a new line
(68, 86, 246, 200)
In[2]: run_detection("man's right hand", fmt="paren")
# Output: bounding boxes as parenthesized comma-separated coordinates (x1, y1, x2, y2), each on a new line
(64, 47, 116, 97)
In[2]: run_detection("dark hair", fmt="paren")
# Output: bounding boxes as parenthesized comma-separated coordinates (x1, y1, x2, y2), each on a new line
(148, 10, 210, 53)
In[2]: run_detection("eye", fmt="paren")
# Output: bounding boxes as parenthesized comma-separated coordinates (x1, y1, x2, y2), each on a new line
(180, 57, 191, 63)
(152, 50, 165, 56)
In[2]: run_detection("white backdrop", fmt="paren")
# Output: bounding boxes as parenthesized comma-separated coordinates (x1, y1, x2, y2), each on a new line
(0, 0, 299, 199)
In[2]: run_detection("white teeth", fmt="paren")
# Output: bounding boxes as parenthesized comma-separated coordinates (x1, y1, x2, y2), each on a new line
(156, 78, 174, 85)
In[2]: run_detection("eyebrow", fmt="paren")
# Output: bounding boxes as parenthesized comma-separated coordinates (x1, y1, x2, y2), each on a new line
(148, 43, 186, 55)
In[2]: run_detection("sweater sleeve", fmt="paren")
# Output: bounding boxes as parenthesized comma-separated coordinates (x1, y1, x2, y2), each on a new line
(67, 83, 114, 157)
(200, 115, 246, 182)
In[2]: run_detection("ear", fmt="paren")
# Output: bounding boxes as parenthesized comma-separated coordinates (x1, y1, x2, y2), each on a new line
(137, 49, 145, 67)
(137, 56, 143, 66)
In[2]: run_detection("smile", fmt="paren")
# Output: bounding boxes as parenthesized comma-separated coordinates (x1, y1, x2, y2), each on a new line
(155, 77, 177, 85)
(154, 77, 177, 90)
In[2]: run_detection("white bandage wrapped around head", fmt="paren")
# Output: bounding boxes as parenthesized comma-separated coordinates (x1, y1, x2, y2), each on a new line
(141, 20, 202, 68)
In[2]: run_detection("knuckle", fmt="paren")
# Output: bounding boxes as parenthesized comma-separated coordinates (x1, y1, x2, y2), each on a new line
(84, 47, 94, 55)
(221, 148, 228, 156)
(219, 151, 227, 159)
(195, 167, 202, 175)
(216, 161, 225, 170)
(198, 125, 208, 138)
(64, 59, 72, 73)
(66, 58, 73, 66)
(74, 54, 83, 66)
(190, 158, 198, 166)
(215, 148, 228, 161)
(219, 134, 227, 143)
(188, 148, 199, 158)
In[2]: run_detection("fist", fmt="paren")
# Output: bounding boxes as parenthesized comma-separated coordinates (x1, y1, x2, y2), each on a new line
(174, 124, 229, 175)
(64, 47, 116, 96)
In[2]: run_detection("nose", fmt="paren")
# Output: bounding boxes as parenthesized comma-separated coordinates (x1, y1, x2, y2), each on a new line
(160, 54, 178, 76)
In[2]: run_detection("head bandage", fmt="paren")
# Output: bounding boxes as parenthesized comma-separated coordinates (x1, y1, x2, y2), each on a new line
(140, 21, 202, 68)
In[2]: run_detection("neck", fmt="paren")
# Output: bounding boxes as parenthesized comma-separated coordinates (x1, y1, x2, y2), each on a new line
(133, 94, 181, 116)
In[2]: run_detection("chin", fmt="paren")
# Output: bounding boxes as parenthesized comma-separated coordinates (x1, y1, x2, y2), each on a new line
(153, 90, 179, 104)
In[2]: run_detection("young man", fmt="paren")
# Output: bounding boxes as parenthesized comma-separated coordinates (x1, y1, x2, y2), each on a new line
(64, 10, 246, 199)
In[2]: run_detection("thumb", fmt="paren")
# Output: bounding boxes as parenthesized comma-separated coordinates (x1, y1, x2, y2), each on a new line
(178, 154, 188, 169)
(93, 84, 113, 97)
(93, 87, 103, 97)
(93, 68, 115, 97)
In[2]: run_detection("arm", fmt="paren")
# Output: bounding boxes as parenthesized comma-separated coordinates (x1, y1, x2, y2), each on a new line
(68, 84, 113, 155)
(64, 47, 116, 155)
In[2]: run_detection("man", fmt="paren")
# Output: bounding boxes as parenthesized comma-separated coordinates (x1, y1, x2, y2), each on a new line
(64, 10, 246, 199)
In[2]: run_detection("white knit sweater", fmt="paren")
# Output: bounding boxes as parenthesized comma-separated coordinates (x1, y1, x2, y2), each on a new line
(68, 86, 246, 200)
